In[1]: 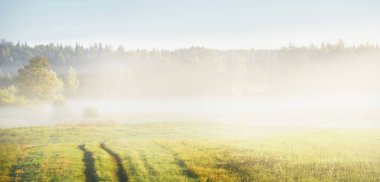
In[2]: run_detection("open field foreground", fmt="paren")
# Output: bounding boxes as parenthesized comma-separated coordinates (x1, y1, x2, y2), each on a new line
(0, 122, 379, 182)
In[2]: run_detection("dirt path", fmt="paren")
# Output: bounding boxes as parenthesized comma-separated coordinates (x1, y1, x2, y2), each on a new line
(78, 145, 99, 182)
(100, 143, 128, 182)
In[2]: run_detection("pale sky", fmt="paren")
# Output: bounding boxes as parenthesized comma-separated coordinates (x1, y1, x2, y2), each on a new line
(1, 0, 379, 49)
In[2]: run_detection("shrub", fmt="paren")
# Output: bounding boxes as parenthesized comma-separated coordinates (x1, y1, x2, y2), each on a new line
(0, 86, 26, 106)
(83, 107, 100, 118)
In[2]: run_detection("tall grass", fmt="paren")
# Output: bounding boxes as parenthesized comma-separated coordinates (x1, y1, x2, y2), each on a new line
(0, 123, 379, 181)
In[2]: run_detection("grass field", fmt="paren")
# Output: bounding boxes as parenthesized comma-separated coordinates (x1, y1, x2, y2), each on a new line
(0, 122, 379, 181)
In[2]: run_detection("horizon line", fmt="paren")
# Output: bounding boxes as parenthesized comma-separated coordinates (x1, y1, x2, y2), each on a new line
(1, 38, 379, 51)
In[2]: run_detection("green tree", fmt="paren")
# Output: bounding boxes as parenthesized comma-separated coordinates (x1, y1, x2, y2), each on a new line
(64, 67, 79, 96)
(15, 57, 63, 101)
(0, 86, 25, 106)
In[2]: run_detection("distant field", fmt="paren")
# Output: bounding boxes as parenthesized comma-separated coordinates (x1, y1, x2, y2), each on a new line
(0, 122, 379, 181)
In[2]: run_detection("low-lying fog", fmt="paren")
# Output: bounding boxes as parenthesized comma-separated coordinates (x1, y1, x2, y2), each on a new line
(1, 43, 380, 128)
(1, 95, 379, 128)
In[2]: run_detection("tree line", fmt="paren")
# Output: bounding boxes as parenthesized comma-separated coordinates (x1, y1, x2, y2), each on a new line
(0, 39, 379, 105)
(1, 39, 379, 73)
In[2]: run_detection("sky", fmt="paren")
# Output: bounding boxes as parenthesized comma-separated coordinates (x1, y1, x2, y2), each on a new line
(1, 0, 379, 49)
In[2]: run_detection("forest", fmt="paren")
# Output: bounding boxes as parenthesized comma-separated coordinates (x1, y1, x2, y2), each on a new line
(1, 39, 379, 106)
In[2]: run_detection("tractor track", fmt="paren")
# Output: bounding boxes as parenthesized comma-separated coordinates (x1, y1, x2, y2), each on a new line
(100, 143, 128, 182)
(78, 144, 99, 182)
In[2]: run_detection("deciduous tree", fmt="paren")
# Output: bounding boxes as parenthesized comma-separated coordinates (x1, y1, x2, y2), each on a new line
(15, 57, 63, 101)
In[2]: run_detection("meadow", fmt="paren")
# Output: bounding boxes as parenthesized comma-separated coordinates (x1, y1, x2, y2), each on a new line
(0, 122, 379, 182)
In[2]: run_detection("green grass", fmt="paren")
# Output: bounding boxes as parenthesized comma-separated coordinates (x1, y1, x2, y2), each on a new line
(85, 143, 119, 181)
(5, 143, 84, 181)
(157, 131, 380, 181)
(0, 122, 379, 181)
(0, 144, 28, 181)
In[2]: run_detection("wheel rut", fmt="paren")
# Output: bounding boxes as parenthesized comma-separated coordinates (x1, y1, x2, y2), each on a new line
(78, 144, 99, 182)
(100, 143, 128, 182)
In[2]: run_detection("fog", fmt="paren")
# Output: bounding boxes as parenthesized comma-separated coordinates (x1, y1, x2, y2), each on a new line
(1, 43, 380, 128)
(1, 95, 379, 128)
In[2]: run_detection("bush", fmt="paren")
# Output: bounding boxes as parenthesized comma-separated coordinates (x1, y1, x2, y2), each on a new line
(83, 107, 99, 118)
(0, 86, 26, 106)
